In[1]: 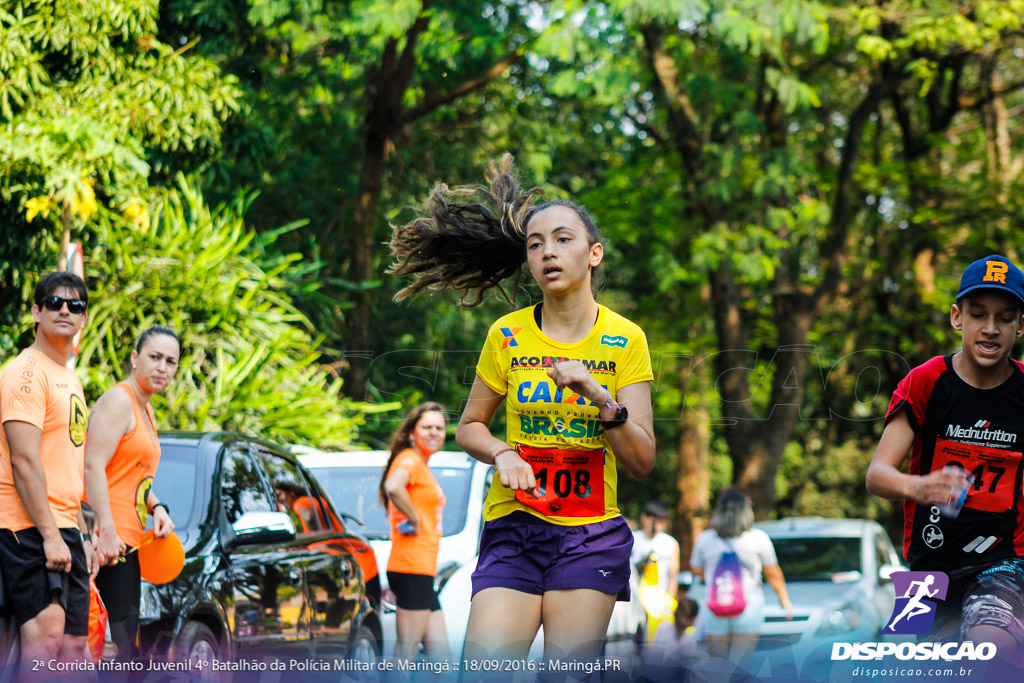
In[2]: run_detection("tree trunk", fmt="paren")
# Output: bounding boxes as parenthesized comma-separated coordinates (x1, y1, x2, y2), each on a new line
(340, 0, 518, 400)
(58, 205, 71, 270)
(342, 6, 431, 401)
(641, 23, 902, 518)
(675, 358, 710, 566)
(737, 286, 815, 518)
(345, 127, 390, 400)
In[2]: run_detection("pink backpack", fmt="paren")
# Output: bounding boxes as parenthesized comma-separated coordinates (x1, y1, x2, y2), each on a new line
(708, 542, 746, 617)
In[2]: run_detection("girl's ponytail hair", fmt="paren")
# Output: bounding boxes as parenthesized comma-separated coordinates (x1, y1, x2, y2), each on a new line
(388, 154, 544, 306)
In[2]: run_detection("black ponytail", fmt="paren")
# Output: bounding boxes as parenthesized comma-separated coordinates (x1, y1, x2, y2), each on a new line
(135, 325, 180, 354)
(388, 154, 545, 306)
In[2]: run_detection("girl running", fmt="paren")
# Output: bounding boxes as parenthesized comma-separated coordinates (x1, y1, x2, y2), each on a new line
(83, 325, 180, 660)
(390, 155, 655, 662)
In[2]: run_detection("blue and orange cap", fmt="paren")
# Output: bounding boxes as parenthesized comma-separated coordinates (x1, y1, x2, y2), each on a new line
(955, 255, 1024, 307)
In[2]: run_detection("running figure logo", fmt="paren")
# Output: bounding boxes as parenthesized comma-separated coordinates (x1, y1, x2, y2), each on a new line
(883, 571, 949, 635)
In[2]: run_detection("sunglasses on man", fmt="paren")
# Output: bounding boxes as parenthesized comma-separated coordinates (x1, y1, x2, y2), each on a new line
(41, 295, 87, 315)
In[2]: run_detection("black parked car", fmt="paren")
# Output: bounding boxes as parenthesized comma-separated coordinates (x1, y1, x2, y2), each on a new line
(138, 431, 382, 666)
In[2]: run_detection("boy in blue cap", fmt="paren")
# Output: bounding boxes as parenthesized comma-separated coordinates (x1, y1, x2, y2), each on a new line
(867, 255, 1024, 660)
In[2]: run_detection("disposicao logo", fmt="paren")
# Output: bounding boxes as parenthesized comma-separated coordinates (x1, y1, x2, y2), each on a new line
(830, 569, 997, 663)
(600, 334, 628, 348)
(500, 327, 522, 349)
(884, 570, 948, 635)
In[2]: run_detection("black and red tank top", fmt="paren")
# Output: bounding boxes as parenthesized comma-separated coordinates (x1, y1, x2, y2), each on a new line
(886, 355, 1024, 573)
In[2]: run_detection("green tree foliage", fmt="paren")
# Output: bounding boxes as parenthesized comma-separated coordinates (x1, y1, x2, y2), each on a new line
(0, 0, 240, 352)
(515, 0, 1024, 526)
(71, 179, 371, 448)
(159, 0, 540, 403)
(7, 0, 1024, 540)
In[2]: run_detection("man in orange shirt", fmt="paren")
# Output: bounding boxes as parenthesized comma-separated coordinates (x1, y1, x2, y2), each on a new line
(0, 272, 96, 672)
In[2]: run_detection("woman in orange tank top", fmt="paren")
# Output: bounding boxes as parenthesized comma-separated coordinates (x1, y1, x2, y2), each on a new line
(379, 402, 450, 660)
(83, 326, 180, 660)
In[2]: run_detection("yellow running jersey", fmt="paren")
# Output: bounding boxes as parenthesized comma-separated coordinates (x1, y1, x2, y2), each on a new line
(476, 304, 653, 525)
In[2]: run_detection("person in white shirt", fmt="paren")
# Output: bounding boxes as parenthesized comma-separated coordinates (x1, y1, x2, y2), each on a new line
(689, 487, 792, 664)
(631, 500, 680, 599)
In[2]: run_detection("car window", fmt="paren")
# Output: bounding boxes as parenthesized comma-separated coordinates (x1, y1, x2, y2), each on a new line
(151, 442, 199, 529)
(301, 471, 345, 533)
(311, 467, 386, 538)
(875, 533, 895, 568)
(219, 446, 274, 525)
(309, 464, 473, 540)
(482, 466, 493, 513)
(770, 537, 862, 581)
(258, 449, 320, 533)
(435, 467, 472, 536)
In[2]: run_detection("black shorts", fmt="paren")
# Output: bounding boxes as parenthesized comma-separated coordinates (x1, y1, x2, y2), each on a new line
(930, 559, 1024, 644)
(94, 549, 141, 622)
(387, 571, 441, 611)
(95, 549, 141, 659)
(0, 527, 89, 636)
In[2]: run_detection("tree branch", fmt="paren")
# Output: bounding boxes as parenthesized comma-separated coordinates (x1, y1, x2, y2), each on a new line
(640, 22, 704, 175)
(622, 106, 666, 145)
(960, 77, 1024, 110)
(889, 89, 925, 159)
(394, 0, 435, 92)
(927, 54, 965, 132)
(818, 68, 903, 300)
(406, 50, 520, 123)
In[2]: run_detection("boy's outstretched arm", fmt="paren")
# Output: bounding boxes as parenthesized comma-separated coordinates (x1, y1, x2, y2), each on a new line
(866, 410, 970, 503)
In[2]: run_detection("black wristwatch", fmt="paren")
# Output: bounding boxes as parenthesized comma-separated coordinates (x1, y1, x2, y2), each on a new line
(81, 533, 92, 543)
(152, 502, 170, 516)
(601, 401, 629, 430)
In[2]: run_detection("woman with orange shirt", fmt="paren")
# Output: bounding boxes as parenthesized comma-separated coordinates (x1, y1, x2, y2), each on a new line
(83, 326, 180, 661)
(379, 402, 450, 660)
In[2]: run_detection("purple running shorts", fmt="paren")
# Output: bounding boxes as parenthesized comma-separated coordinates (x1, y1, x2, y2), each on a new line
(471, 511, 632, 600)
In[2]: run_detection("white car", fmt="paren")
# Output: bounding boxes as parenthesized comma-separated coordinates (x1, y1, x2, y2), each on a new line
(686, 517, 906, 677)
(297, 449, 645, 661)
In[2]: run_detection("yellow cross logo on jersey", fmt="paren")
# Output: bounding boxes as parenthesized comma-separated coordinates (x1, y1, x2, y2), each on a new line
(500, 327, 523, 349)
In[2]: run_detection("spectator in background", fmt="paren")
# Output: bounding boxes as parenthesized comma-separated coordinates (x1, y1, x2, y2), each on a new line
(644, 598, 703, 681)
(84, 325, 179, 661)
(661, 598, 700, 652)
(690, 487, 792, 665)
(631, 500, 681, 600)
(274, 478, 384, 607)
(274, 480, 318, 532)
(379, 402, 450, 660)
(0, 272, 95, 676)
